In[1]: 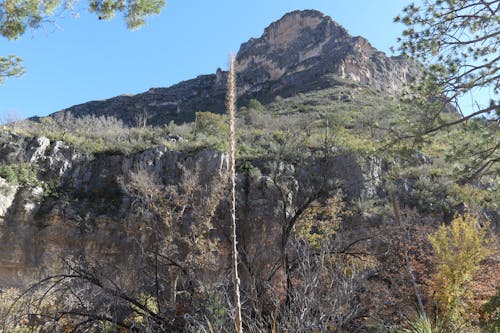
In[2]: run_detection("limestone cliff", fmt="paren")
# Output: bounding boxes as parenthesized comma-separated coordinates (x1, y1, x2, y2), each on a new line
(1, 9, 496, 332)
(46, 10, 419, 126)
(235, 10, 417, 97)
(0, 131, 379, 287)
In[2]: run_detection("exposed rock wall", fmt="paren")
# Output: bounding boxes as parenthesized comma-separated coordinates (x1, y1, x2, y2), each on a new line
(46, 10, 419, 126)
(236, 10, 418, 97)
(0, 132, 380, 287)
(2, 133, 497, 330)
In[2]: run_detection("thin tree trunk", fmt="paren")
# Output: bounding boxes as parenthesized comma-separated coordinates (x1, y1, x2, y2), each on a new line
(227, 54, 243, 333)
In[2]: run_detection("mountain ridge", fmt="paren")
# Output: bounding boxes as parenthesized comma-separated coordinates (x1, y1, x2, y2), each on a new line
(46, 9, 419, 126)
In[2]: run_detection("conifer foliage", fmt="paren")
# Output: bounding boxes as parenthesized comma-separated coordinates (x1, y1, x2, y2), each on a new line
(0, 0, 165, 82)
(396, 0, 499, 120)
(395, 0, 499, 179)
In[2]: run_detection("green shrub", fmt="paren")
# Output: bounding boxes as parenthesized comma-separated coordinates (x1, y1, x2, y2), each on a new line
(429, 214, 490, 324)
(482, 287, 500, 333)
(247, 98, 265, 112)
(411, 175, 453, 214)
(354, 195, 382, 216)
(193, 112, 227, 137)
(294, 194, 345, 249)
(398, 313, 446, 333)
(0, 163, 40, 187)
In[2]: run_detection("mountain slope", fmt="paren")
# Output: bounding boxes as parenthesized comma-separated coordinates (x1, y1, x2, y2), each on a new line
(48, 10, 418, 126)
(1, 10, 498, 333)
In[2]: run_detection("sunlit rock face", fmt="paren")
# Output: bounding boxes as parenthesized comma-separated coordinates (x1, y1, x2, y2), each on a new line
(236, 10, 418, 98)
(0, 178, 18, 225)
(236, 10, 350, 90)
(1, 9, 421, 287)
(46, 10, 418, 126)
(0, 130, 378, 288)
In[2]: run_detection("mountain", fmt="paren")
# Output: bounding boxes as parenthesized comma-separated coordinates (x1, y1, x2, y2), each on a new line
(48, 10, 419, 126)
(1, 9, 497, 333)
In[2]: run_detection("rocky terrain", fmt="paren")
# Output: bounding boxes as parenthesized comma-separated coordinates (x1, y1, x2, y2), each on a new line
(1, 127, 435, 331)
(0, 9, 497, 333)
(0, 130, 376, 286)
(47, 10, 419, 126)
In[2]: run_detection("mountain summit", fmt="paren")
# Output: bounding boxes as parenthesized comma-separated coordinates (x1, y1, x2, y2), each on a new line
(50, 10, 418, 126)
(236, 10, 417, 96)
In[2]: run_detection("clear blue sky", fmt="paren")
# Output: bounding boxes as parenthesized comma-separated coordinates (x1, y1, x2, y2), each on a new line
(0, 0, 468, 120)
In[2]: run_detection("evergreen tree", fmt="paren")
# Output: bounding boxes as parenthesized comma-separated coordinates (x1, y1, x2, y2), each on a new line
(0, 0, 165, 82)
(395, 0, 499, 179)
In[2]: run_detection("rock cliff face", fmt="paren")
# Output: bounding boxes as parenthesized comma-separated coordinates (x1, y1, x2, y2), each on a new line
(0, 131, 379, 287)
(47, 10, 418, 126)
(235, 10, 417, 98)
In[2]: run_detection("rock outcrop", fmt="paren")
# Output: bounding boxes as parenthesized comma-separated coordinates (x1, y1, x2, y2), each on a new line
(0, 131, 378, 287)
(235, 10, 417, 98)
(47, 10, 418, 126)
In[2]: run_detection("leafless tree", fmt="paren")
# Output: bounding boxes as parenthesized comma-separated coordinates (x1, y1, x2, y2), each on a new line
(4, 164, 228, 332)
(185, 217, 369, 333)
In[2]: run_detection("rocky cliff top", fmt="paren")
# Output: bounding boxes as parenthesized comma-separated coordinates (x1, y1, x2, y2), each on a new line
(46, 10, 419, 126)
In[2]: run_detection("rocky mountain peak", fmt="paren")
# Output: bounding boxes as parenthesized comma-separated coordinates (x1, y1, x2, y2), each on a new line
(242, 10, 346, 53)
(235, 10, 413, 97)
(236, 10, 351, 85)
(46, 9, 419, 126)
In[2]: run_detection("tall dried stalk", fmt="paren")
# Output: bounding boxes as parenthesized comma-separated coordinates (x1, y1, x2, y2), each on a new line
(226, 54, 243, 333)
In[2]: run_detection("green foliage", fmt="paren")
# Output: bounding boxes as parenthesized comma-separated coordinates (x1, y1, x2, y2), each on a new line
(0, 0, 165, 40)
(395, 0, 499, 109)
(395, 0, 499, 179)
(16, 85, 484, 168)
(238, 160, 261, 179)
(193, 112, 229, 151)
(482, 287, 500, 333)
(247, 98, 265, 112)
(89, 0, 164, 30)
(429, 213, 490, 324)
(194, 111, 227, 137)
(354, 195, 382, 217)
(0, 0, 165, 83)
(1, 0, 58, 39)
(4, 85, 456, 164)
(199, 290, 228, 330)
(0, 55, 24, 83)
(390, 160, 456, 215)
(0, 163, 40, 187)
(11, 115, 186, 155)
(398, 313, 447, 333)
(259, 86, 424, 157)
(127, 293, 158, 326)
(412, 175, 453, 214)
(294, 193, 345, 249)
(449, 182, 499, 213)
(445, 118, 499, 181)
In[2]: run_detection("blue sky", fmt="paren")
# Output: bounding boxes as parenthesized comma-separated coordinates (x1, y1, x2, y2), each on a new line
(0, 0, 467, 120)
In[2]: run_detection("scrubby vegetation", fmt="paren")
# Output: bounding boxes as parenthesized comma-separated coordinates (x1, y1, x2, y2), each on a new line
(0, 163, 40, 187)
(0, 0, 498, 330)
(429, 214, 491, 325)
(1, 82, 498, 332)
(4, 85, 497, 177)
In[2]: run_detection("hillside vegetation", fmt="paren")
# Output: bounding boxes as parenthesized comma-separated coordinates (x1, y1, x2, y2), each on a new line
(0, 6, 498, 332)
(1, 81, 498, 332)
